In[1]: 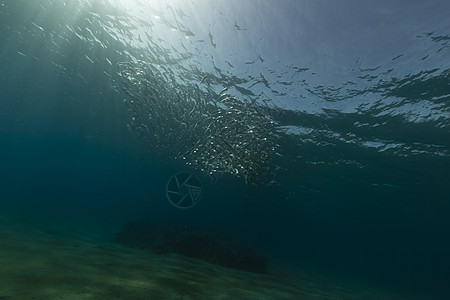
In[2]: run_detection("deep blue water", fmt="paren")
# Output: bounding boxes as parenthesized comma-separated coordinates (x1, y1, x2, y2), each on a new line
(1, 0, 450, 299)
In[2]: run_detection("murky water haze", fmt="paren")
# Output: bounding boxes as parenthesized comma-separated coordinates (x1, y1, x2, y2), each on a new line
(1, 0, 450, 298)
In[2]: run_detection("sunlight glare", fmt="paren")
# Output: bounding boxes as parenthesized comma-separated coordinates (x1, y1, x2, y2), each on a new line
(109, 0, 152, 12)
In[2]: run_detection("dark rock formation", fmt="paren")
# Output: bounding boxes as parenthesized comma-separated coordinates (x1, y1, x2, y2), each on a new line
(115, 222, 269, 274)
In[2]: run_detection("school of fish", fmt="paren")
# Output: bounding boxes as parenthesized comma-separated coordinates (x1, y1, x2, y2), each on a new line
(119, 60, 280, 185)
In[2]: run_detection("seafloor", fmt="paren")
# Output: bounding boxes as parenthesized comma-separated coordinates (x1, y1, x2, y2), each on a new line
(0, 213, 414, 300)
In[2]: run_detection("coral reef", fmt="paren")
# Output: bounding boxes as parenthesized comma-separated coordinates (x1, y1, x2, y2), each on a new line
(115, 222, 269, 273)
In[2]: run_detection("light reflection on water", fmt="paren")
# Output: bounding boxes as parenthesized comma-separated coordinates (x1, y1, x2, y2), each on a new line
(1, 0, 449, 184)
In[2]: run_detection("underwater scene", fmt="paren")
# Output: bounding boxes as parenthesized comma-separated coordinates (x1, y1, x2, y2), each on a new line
(1, 0, 449, 299)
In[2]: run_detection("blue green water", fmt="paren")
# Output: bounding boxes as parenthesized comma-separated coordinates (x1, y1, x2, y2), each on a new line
(1, 0, 449, 299)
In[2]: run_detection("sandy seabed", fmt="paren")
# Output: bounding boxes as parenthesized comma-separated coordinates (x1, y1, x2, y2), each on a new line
(0, 214, 410, 300)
